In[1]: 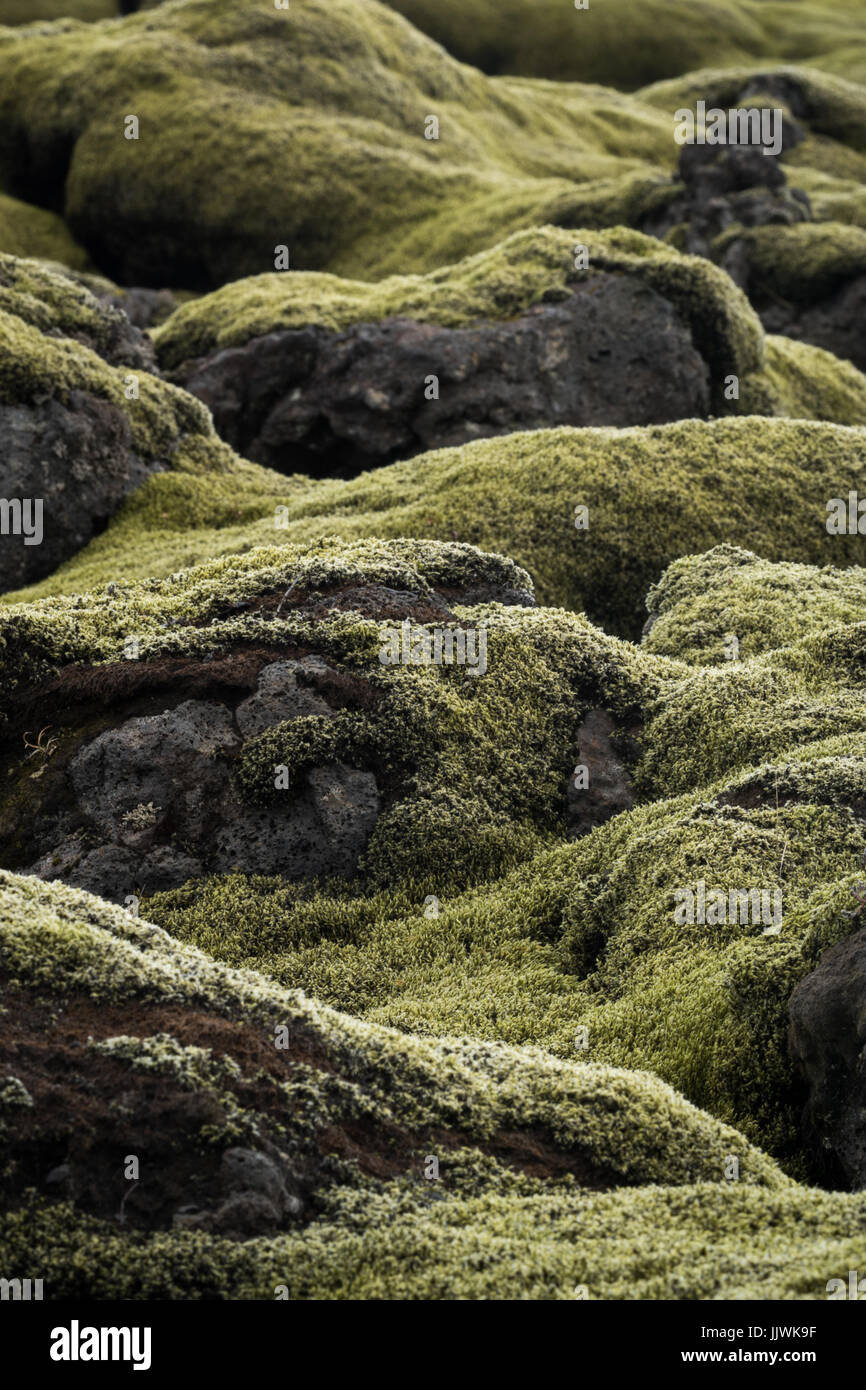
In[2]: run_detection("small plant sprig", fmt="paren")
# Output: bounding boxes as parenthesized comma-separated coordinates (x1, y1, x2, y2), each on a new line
(22, 726, 58, 780)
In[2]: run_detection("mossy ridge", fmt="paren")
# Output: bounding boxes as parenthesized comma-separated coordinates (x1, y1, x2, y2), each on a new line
(4, 1178, 864, 1299)
(737, 335, 866, 426)
(640, 63, 866, 153)
(0, 0, 116, 19)
(0, 250, 134, 357)
(10, 417, 866, 640)
(153, 225, 762, 386)
(0, 869, 787, 1194)
(635, 624, 866, 799)
(384, 0, 866, 90)
(0, 536, 671, 891)
(644, 544, 866, 664)
(714, 221, 866, 306)
(0, 537, 546, 697)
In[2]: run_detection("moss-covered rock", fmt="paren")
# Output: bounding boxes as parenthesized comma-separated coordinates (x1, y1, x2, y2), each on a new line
(160, 225, 866, 468)
(643, 544, 866, 664)
(0, 259, 288, 587)
(384, 0, 866, 89)
(0, 192, 91, 268)
(0, 0, 683, 287)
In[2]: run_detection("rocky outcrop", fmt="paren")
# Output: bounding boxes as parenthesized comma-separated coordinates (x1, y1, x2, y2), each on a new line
(0, 392, 161, 592)
(25, 664, 381, 900)
(171, 273, 711, 476)
(0, 254, 259, 591)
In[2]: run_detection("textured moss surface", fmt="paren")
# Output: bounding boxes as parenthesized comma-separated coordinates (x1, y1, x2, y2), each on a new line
(153, 226, 762, 378)
(2, 1, 863, 288)
(0, 193, 91, 268)
(0, 0, 679, 286)
(3, 536, 866, 1175)
(0, 258, 279, 479)
(10, 417, 866, 641)
(644, 545, 866, 663)
(6, 869, 862, 1300)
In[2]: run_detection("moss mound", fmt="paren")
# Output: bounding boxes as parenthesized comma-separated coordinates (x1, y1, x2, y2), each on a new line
(644, 544, 866, 663)
(716, 221, 866, 307)
(4, 536, 866, 1175)
(0, 0, 685, 287)
(0, 192, 91, 268)
(0, 256, 269, 475)
(153, 225, 762, 377)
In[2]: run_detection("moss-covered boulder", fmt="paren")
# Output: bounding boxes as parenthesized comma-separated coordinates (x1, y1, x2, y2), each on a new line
(643, 544, 866, 664)
(0, 0, 709, 286)
(714, 221, 866, 372)
(0, 254, 287, 588)
(0, 191, 91, 267)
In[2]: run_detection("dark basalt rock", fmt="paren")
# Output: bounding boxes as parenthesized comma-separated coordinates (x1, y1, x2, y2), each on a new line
(24, 662, 380, 901)
(169, 272, 712, 478)
(788, 925, 866, 1188)
(0, 391, 163, 592)
(759, 275, 866, 375)
(641, 113, 810, 260)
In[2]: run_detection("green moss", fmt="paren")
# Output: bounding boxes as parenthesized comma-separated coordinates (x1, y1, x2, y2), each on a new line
(644, 544, 866, 664)
(11, 417, 866, 641)
(0, 193, 90, 269)
(0, 869, 789, 1190)
(385, 0, 866, 90)
(714, 221, 866, 305)
(5, 1177, 866, 1299)
(641, 64, 866, 154)
(0, 0, 686, 286)
(0, 278, 271, 477)
(737, 334, 866, 424)
(154, 224, 763, 385)
(0, 0, 117, 19)
(148, 730, 866, 1166)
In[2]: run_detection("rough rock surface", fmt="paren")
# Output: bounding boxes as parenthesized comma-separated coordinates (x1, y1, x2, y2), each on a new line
(25, 666, 380, 900)
(788, 923, 866, 1188)
(567, 708, 635, 837)
(0, 392, 162, 591)
(171, 273, 711, 477)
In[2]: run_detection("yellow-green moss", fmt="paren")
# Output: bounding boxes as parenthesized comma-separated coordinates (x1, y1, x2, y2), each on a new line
(737, 334, 866, 424)
(11, 418, 866, 640)
(714, 221, 866, 305)
(0, 292, 260, 475)
(154, 224, 763, 383)
(385, 0, 866, 90)
(0, 0, 683, 286)
(644, 544, 866, 663)
(0, 193, 90, 269)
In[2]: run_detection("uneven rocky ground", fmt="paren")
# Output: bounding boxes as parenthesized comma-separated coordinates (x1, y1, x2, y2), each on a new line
(1, 0, 866, 1303)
